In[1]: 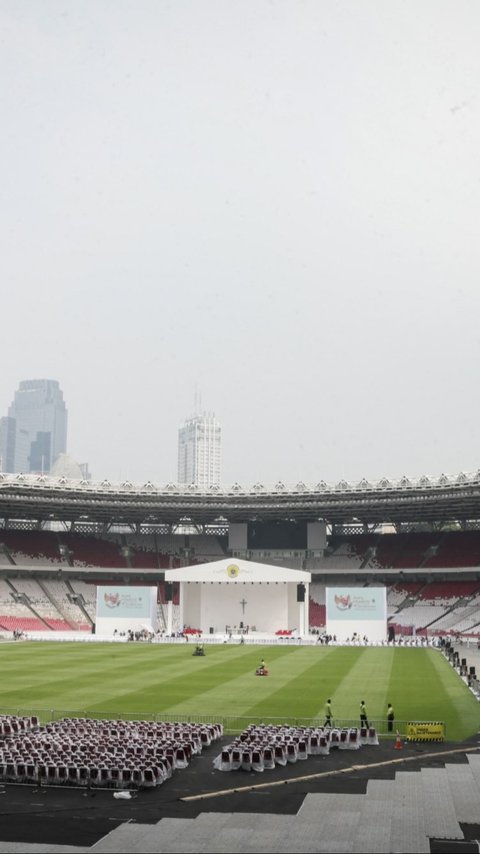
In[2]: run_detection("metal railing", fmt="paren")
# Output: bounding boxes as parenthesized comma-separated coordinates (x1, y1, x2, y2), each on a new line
(0, 706, 440, 738)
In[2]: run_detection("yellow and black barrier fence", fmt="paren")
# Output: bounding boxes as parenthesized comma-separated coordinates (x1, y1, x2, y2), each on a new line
(405, 721, 445, 742)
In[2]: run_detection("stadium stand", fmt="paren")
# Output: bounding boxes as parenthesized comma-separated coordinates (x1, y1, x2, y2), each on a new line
(60, 533, 128, 568)
(1, 528, 480, 637)
(0, 530, 65, 566)
(424, 530, 480, 567)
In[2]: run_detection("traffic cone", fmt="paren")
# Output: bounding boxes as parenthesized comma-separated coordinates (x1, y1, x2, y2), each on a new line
(394, 731, 403, 750)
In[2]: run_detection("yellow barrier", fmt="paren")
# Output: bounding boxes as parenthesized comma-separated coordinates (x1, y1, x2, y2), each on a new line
(406, 721, 444, 742)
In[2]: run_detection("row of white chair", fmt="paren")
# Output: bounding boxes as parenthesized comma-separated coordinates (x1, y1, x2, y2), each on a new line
(0, 716, 223, 789)
(213, 726, 379, 772)
(0, 715, 39, 737)
(0, 759, 168, 788)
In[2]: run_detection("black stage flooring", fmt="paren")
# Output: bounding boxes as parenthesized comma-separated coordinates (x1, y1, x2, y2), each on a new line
(0, 736, 479, 849)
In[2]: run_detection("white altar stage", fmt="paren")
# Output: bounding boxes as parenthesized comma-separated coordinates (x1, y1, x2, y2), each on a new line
(164, 558, 311, 637)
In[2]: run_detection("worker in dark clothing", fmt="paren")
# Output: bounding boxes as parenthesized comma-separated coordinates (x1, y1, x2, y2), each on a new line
(387, 703, 395, 733)
(360, 700, 369, 728)
(324, 698, 333, 727)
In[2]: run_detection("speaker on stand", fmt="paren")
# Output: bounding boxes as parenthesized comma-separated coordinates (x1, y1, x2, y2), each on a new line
(297, 584, 305, 602)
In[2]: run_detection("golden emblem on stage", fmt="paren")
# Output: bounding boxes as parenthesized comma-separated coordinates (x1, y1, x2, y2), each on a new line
(227, 564, 240, 578)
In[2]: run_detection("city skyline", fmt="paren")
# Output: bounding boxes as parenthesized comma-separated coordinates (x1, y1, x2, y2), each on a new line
(1, 372, 480, 487)
(1, 2, 479, 487)
(0, 379, 67, 475)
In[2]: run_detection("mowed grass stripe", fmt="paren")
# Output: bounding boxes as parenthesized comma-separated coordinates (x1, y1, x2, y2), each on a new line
(424, 648, 478, 740)
(146, 644, 303, 716)
(385, 648, 479, 741)
(326, 648, 395, 727)
(232, 647, 360, 723)
(1, 643, 299, 716)
(158, 646, 330, 717)
(1, 643, 212, 711)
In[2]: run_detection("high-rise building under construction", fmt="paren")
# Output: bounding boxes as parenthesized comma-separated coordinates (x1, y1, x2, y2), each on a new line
(177, 411, 221, 488)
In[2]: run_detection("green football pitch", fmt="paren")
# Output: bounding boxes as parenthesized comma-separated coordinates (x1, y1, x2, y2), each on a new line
(1, 642, 478, 741)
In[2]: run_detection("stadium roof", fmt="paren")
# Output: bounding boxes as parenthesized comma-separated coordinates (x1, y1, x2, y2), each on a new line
(1, 469, 480, 527)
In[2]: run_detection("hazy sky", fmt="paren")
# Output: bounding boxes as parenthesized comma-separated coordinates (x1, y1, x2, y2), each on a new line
(1, 0, 479, 486)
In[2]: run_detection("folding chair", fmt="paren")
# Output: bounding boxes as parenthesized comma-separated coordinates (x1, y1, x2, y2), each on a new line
(251, 749, 264, 772)
(132, 767, 144, 788)
(15, 762, 26, 783)
(152, 765, 166, 785)
(274, 744, 287, 766)
(26, 763, 38, 784)
(120, 767, 133, 788)
(99, 766, 110, 787)
(110, 768, 121, 788)
(143, 768, 156, 788)
(263, 747, 275, 769)
(88, 766, 100, 787)
(347, 728, 360, 750)
(78, 766, 90, 786)
(68, 765, 79, 785)
(286, 743, 298, 763)
(318, 735, 330, 755)
(330, 730, 340, 749)
(175, 747, 188, 769)
(297, 740, 308, 760)
(218, 749, 232, 772)
(231, 748, 242, 771)
(47, 765, 57, 785)
(241, 750, 252, 772)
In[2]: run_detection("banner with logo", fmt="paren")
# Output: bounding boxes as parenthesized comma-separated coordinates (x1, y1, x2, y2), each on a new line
(96, 586, 155, 618)
(95, 586, 157, 635)
(326, 586, 387, 641)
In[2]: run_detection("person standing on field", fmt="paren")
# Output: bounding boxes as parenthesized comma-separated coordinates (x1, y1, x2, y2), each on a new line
(360, 700, 369, 728)
(387, 703, 395, 733)
(324, 698, 333, 726)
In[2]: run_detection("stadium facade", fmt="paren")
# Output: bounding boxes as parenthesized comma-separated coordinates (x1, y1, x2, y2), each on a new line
(1, 468, 480, 641)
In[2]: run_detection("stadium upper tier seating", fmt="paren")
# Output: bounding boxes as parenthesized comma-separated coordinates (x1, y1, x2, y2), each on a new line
(2, 528, 480, 570)
(0, 530, 226, 570)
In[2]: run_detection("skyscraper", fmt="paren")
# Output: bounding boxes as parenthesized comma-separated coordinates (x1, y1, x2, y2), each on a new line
(0, 379, 67, 474)
(177, 412, 221, 488)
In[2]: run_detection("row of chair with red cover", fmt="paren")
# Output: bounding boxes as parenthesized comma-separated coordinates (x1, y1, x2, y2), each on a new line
(0, 715, 39, 737)
(213, 724, 379, 772)
(0, 716, 223, 789)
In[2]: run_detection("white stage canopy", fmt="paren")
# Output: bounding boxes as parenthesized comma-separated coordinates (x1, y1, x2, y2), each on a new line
(164, 559, 311, 636)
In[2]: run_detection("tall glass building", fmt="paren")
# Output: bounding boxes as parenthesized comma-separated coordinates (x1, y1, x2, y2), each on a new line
(0, 379, 67, 473)
(177, 412, 221, 488)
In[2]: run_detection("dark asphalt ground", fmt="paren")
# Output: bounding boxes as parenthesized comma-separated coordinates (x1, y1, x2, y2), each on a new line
(1, 734, 479, 848)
